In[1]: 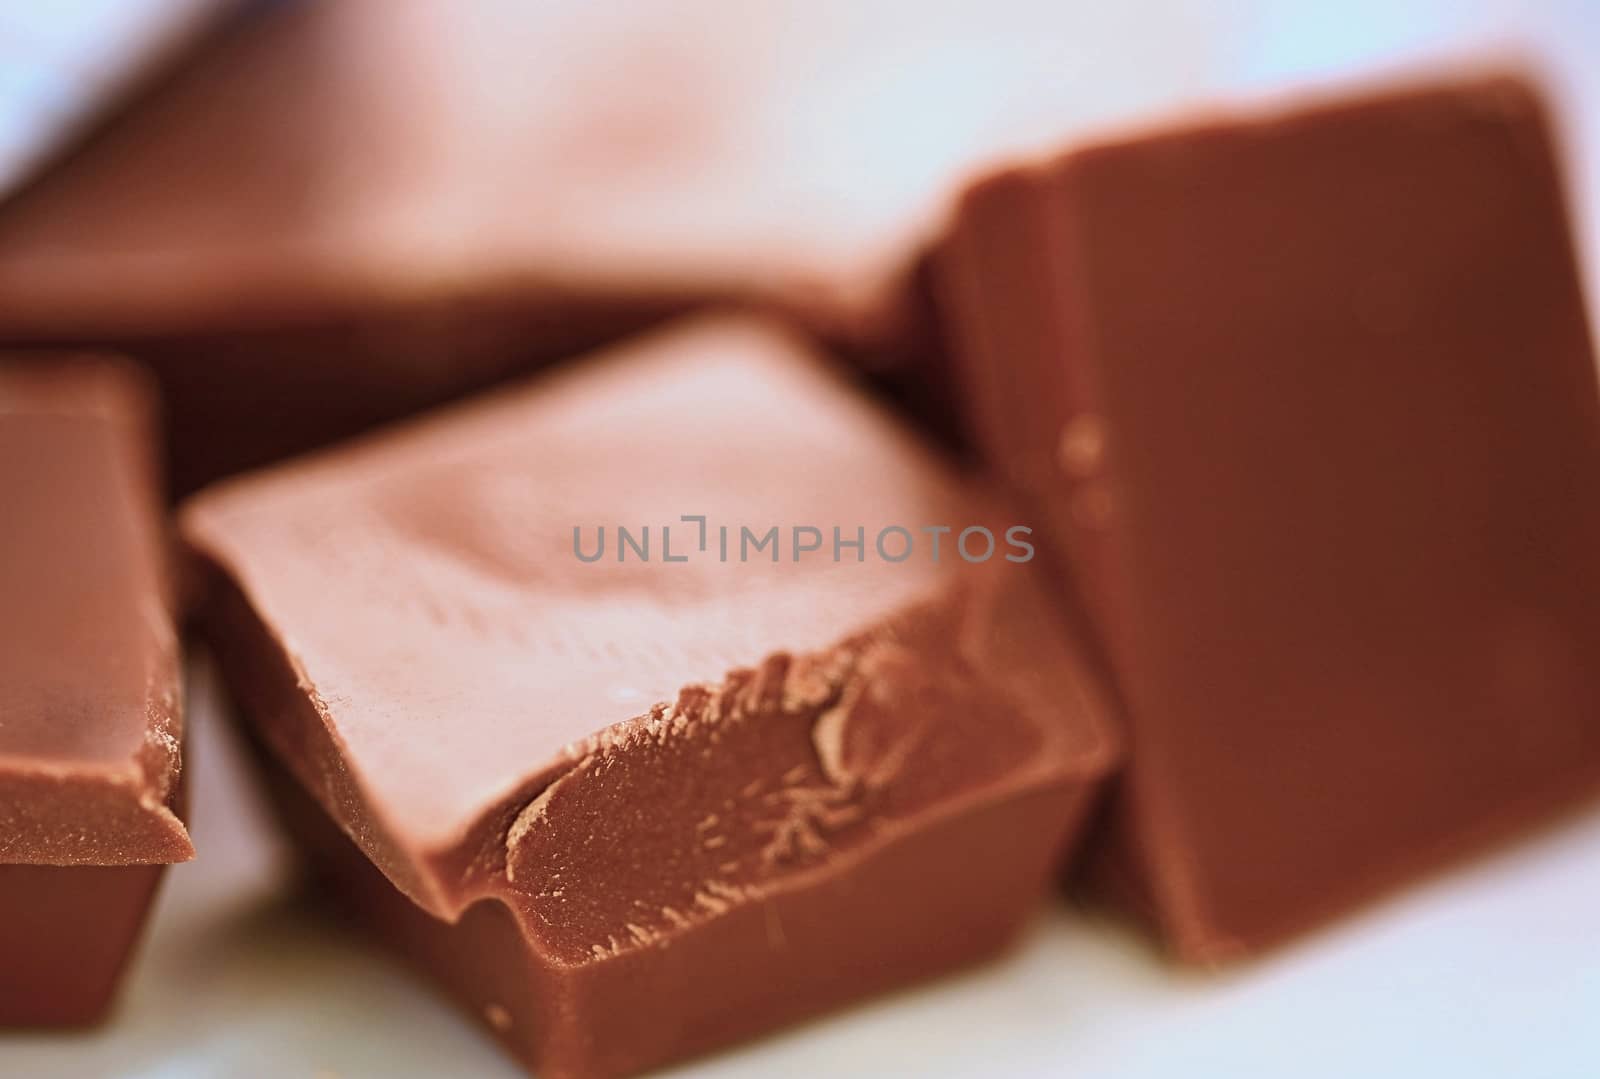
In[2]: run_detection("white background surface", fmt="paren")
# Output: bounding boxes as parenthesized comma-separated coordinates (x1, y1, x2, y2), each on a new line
(2, 1, 1600, 1076)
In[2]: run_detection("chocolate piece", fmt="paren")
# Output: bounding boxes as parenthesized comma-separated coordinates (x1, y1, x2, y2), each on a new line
(183, 314, 1116, 1079)
(0, 0, 870, 492)
(935, 73, 1600, 961)
(0, 2, 1231, 491)
(0, 358, 192, 1025)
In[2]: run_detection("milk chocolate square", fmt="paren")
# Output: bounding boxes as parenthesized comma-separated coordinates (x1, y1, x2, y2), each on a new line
(936, 74, 1600, 960)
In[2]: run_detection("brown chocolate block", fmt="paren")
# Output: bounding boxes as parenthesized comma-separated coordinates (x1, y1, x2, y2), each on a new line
(935, 73, 1600, 962)
(182, 314, 1117, 1079)
(0, 358, 192, 1025)
(0, 2, 1201, 491)
(0, 1, 888, 493)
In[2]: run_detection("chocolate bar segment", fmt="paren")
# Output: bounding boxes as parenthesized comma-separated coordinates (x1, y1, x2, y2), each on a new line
(183, 314, 1116, 1079)
(0, 1, 1200, 490)
(936, 74, 1600, 960)
(0, 358, 191, 1024)
(0, 1, 878, 491)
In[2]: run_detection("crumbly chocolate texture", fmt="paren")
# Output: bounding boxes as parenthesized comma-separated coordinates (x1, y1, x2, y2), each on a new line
(0, 356, 191, 1025)
(184, 314, 1117, 1079)
(936, 73, 1600, 961)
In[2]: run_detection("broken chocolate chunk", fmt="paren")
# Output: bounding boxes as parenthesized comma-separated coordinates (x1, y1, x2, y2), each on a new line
(182, 314, 1117, 1078)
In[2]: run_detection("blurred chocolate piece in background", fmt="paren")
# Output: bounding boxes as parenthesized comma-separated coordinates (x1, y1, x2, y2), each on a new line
(0, 0, 1228, 493)
(936, 74, 1600, 961)
(182, 314, 1117, 1079)
(0, 357, 192, 1025)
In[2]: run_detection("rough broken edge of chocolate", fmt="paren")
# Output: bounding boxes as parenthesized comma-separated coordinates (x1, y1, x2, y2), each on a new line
(259, 718, 1099, 1079)
(0, 355, 192, 866)
(200, 545, 1116, 1077)
(189, 523, 1117, 912)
